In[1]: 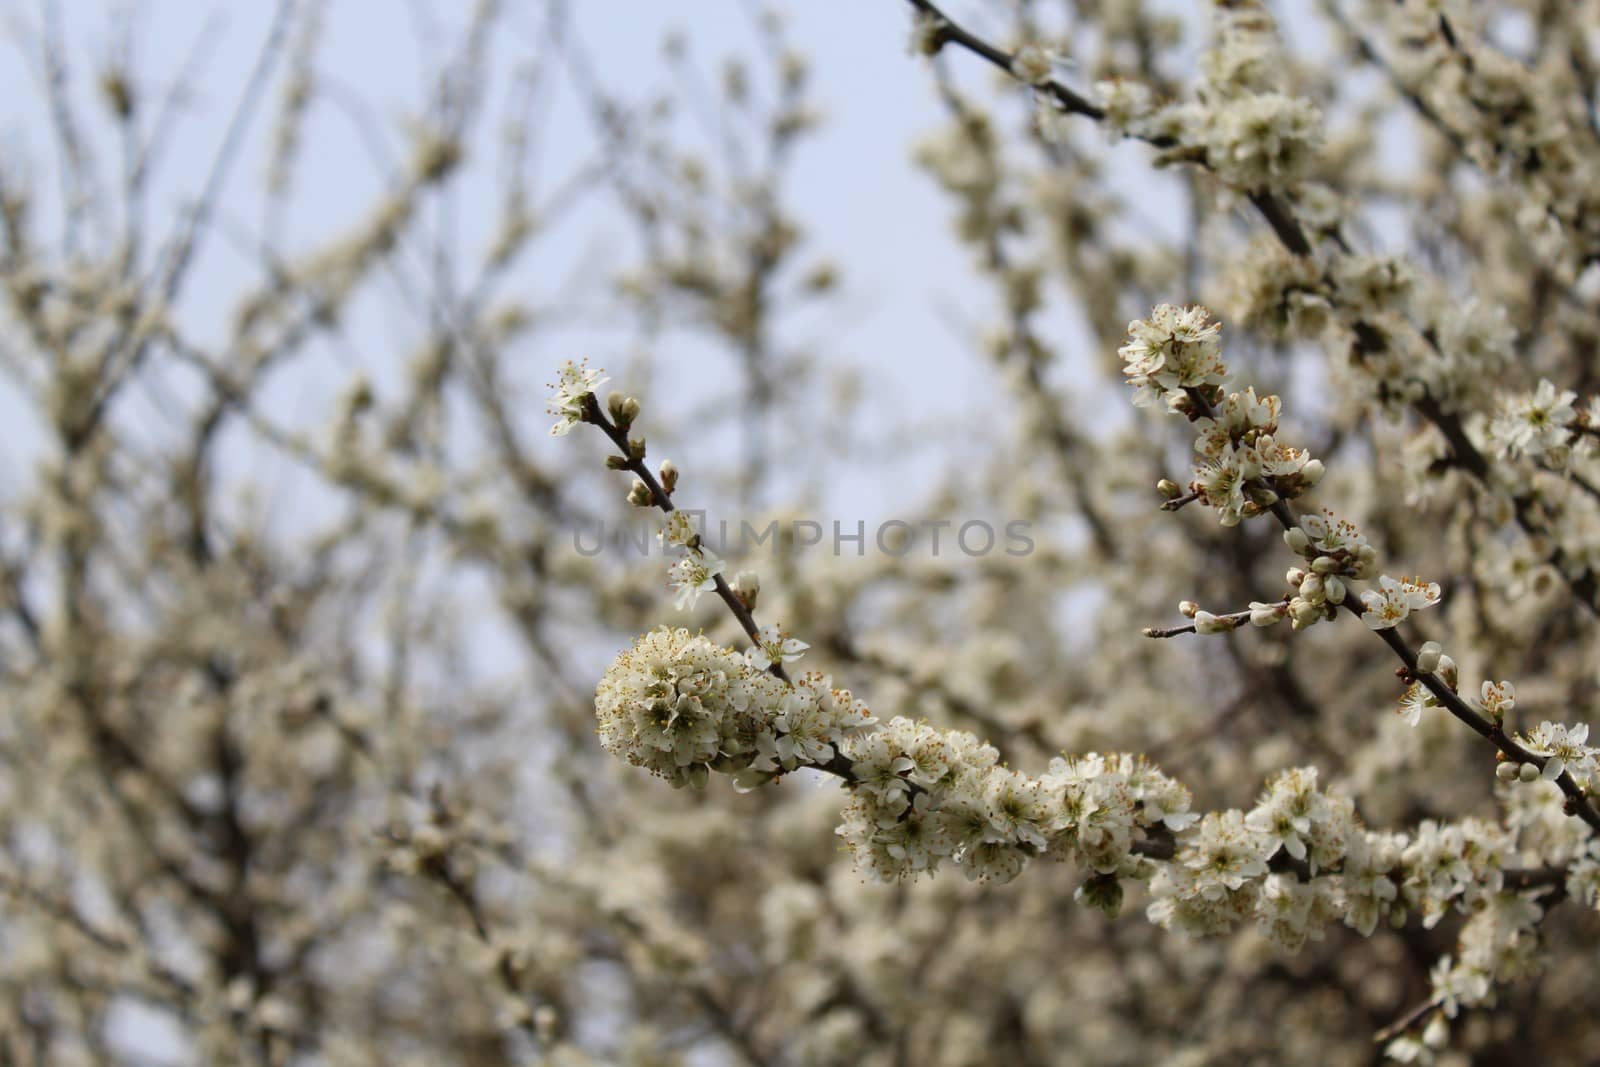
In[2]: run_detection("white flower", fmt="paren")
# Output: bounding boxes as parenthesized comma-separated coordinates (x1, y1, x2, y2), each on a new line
(1010, 44, 1055, 86)
(1343, 832, 1402, 936)
(1093, 78, 1156, 136)
(667, 550, 725, 611)
(1489, 379, 1577, 460)
(981, 768, 1053, 849)
(746, 625, 808, 670)
(1182, 810, 1271, 896)
(1396, 682, 1433, 728)
(1478, 679, 1515, 720)
(1192, 450, 1249, 526)
(1119, 304, 1227, 407)
(1299, 510, 1369, 556)
(1360, 575, 1442, 630)
(958, 839, 1030, 884)
(1521, 721, 1596, 783)
(659, 511, 699, 549)
(1202, 92, 1323, 192)
(546, 358, 608, 436)
(839, 728, 915, 813)
(1244, 767, 1329, 866)
(1566, 854, 1600, 910)
(773, 688, 838, 766)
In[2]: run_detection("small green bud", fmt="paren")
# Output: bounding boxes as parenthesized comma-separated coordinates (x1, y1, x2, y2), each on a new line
(1074, 873, 1123, 918)
(609, 393, 641, 428)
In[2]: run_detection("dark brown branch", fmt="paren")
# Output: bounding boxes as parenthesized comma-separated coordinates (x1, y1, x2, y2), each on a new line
(577, 392, 790, 683)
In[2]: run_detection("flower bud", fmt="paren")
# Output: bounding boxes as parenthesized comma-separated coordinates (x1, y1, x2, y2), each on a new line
(1310, 555, 1338, 575)
(1299, 574, 1325, 604)
(1283, 527, 1310, 554)
(1422, 1014, 1449, 1050)
(627, 480, 653, 508)
(1415, 641, 1442, 674)
(1434, 653, 1458, 690)
(1157, 478, 1183, 499)
(1250, 602, 1283, 627)
(731, 570, 760, 610)
(1194, 610, 1236, 634)
(1011, 45, 1053, 86)
(1301, 458, 1325, 486)
(1495, 761, 1518, 782)
(659, 459, 679, 495)
(1518, 761, 1540, 783)
(608, 393, 641, 428)
(1323, 575, 1346, 604)
(1179, 600, 1199, 618)
(1286, 567, 1307, 587)
(1246, 484, 1279, 507)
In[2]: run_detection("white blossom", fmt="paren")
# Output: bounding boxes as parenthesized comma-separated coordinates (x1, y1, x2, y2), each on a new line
(668, 549, 725, 611)
(1520, 721, 1596, 783)
(746, 625, 809, 670)
(1360, 575, 1442, 630)
(546, 358, 608, 436)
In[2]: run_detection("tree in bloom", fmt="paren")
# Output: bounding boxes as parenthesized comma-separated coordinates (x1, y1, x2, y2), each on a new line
(13, 2, 1600, 1066)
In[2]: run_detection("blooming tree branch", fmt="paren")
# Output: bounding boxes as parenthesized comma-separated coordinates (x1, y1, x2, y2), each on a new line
(559, 321, 1600, 1058)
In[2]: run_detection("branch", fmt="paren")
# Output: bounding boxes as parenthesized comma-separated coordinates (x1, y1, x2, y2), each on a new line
(576, 392, 789, 683)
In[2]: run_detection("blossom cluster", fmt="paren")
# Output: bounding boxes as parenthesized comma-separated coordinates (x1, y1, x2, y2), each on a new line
(1081, 3, 1323, 194)
(1121, 306, 1324, 526)
(836, 731, 1197, 887)
(594, 626, 871, 790)
(593, 634, 1555, 968)
(1123, 305, 1455, 642)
